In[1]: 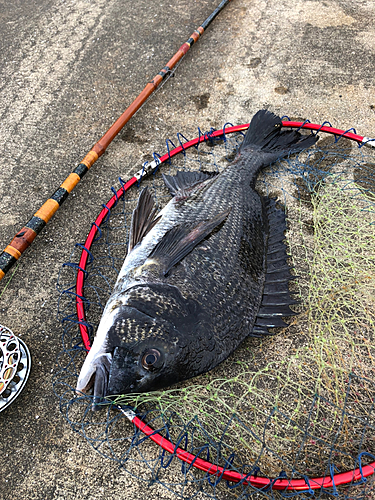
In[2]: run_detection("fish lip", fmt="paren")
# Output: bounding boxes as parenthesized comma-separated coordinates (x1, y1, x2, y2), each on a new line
(92, 353, 112, 406)
(76, 353, 113, 404)
(75, 371, 95, 395)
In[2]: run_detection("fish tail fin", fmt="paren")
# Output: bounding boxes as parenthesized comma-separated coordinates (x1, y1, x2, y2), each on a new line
(240, 109, 318, 155)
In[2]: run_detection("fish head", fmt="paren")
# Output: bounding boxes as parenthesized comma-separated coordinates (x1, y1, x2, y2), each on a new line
(76, 306, 188, 406)
(76, 288, 202, 407)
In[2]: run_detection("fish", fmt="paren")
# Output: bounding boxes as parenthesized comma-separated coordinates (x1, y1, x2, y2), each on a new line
(76, 110, 318, 404)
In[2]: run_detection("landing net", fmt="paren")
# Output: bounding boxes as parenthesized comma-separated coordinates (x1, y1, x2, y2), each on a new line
(54, 122, 375, 499)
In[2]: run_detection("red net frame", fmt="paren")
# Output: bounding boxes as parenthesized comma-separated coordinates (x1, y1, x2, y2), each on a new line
(74, 121, 375, 492)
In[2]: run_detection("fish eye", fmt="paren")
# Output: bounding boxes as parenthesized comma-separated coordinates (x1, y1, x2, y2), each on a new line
(141, 349, 162, 371)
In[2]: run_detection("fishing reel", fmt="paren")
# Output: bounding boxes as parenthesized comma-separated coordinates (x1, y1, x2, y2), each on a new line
(0, 324, 31, 413)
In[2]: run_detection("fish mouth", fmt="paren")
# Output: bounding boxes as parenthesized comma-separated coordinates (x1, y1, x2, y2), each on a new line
(76, 353, 113, 410)
(92, 353, 113, 409)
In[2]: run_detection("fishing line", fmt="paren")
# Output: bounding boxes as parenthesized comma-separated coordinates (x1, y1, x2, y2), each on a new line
(55, 119, 375, 498)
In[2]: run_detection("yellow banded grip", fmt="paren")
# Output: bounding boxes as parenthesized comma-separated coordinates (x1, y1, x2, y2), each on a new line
(34, 199, 60, 223)
(81, 150, 99, 169)
(0, 269, 5, 280)
(61, 173, 80, 193)
(4, 245, 22, 260)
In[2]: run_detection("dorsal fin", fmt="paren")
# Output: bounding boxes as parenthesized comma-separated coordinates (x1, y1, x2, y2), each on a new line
(128, 187, 161, 252)
(251, 198, 298, 337)
(162, 170, 218, 197)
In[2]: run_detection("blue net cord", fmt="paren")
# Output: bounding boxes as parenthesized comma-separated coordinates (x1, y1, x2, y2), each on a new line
(54, 122, 375, 499)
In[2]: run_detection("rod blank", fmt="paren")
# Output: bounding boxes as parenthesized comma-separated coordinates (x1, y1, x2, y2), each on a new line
(0, 0, 231, 281)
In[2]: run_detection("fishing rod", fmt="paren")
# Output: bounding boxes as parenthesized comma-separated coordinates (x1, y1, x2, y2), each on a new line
(0, 0, 232, 413)
(0, 0, 232, 283)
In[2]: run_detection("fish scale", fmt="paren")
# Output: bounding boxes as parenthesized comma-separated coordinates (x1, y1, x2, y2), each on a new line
(76, 110, 318, 403)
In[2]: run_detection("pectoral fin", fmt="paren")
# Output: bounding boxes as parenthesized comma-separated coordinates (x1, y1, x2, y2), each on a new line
(148, 209, 230, 276)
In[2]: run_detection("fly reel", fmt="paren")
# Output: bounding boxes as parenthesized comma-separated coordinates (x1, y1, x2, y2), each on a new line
(0, 324, 31, 413)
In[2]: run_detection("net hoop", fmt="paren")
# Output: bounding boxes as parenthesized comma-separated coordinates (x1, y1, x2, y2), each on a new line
(74, 121, 375, 492)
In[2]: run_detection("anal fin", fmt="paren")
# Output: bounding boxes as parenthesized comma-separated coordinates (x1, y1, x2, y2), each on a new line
(251, 198, 298, 337)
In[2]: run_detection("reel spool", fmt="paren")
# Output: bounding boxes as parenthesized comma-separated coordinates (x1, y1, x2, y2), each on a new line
(0, 324, 31, 413)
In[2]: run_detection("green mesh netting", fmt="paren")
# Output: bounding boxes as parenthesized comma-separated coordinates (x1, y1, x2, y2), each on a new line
(54, 128, 375, 499)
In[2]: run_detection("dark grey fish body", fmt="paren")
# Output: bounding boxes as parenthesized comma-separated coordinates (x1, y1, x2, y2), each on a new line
(76, 110, 318, 401)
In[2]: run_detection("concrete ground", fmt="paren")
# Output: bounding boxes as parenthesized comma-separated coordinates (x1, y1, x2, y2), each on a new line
(0, 0, 374, 498)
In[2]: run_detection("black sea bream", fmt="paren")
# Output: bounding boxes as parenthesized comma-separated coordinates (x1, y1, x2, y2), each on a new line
(76, 110, 318, 404)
